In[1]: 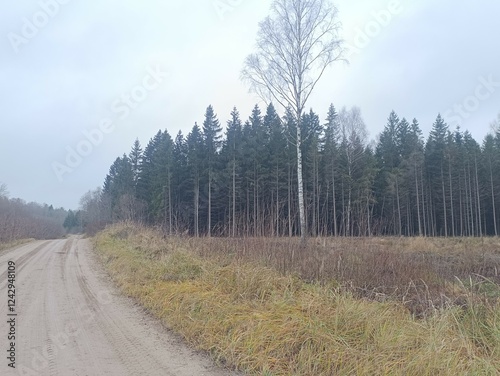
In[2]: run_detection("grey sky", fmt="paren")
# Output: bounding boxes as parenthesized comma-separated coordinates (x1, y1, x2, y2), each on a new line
(1, 0, 499, 210)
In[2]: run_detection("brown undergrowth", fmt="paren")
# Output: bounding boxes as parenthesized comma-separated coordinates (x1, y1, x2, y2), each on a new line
(94, 223, 500, 375)
(191, 236, 500, 316)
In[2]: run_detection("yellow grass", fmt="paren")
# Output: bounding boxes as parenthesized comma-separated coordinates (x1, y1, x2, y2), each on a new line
(93, 224, 500, 375)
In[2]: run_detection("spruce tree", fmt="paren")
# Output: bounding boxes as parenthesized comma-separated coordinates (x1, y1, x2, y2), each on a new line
(186, 123, 204, 236)
(202, 105, 222, 237)
(129, 138, 143, 196)
(322, 104, 340, 236)
(425, 114, 449, 236)
(222, 107, 243, 236)
(265, 103, 287, 236)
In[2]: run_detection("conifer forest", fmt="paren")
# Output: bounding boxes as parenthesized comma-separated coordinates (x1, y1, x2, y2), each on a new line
(80, 104, 500, 238)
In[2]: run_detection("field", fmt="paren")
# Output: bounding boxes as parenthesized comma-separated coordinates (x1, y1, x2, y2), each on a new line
(94, 223, 500, 375)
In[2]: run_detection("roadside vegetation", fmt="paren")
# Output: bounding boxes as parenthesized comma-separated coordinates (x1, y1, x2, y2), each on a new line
(0, 182, 68, 242)
(94, 223, 500, 375)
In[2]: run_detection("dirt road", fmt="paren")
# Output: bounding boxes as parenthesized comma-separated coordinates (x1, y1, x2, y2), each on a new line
(0, 238, 240, 376)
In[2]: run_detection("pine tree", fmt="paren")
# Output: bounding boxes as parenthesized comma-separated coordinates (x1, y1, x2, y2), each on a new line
(375, 111, 401, 235)
(322, 104, 340, 236)
(482, 134, 498, 236)
(337, 107, 369, 236)
(221, 107, 243, 236)
(301, 109, 322, 236)
(137, 130, 163, 223)
(407, 119, 425, 236)
(94, 104, 499, 237)
(154, 131, 175, 232)
(186, 123, 204, 236)
(102, 155, 135, 220)
(129, 138, 143, 195)
(265, 103, 287, 236)
(425, 114, 449, 236)
(202, 105, 222, 237)
(172, 131, 189, 231)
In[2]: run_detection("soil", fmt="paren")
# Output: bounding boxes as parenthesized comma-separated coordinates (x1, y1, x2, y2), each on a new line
(0, 237, 241, 376)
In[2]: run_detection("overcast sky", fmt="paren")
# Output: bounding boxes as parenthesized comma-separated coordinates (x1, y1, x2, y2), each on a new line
(1, 0, 499, 210)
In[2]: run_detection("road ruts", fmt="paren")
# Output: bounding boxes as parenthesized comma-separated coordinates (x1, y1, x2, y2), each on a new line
(0, 237, 241, 376)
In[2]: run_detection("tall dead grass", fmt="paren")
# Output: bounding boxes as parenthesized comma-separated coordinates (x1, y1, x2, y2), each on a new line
(93, 223, 500, 375)
(190, 236, 500, 316)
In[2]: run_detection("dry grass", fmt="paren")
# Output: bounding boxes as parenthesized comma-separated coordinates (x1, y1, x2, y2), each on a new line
(190, 236, 500, 317)
(93, 224, 500, 375)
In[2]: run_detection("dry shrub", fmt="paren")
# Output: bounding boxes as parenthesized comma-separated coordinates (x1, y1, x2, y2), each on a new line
(184, 235, 500, 316)
(172, 233, 497, 314)
(93, 224, 500, 375)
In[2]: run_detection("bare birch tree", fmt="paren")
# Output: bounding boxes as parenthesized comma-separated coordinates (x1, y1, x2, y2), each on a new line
(242, 0, 343, 243)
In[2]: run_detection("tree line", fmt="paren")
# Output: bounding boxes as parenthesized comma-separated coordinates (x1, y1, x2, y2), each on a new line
(76, 104, 500, 237)
(0, 184, 67, 242)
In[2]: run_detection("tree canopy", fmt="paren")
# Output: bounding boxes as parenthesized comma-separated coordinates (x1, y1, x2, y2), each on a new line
(79, 103, 500, 238)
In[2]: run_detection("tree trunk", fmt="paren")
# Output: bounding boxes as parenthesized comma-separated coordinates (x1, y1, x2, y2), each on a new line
(288, 159, 292, 237)
(448, 160, 455, 237)
(168, 174, 172, 235)
(396, 174, 402, 236)
(420, 169, 426, 236)
(415, 160, 422, 236)
(475, 156, 482, 237)
(441, 164, 448, 237)
(460, 182, 464, 236)
(332, 162, 338, 237)
(194, 177, 199, 237)
(276, 163, 280, 237)
(489, 161, 498, 236)
(208, 171, 212, 237)
(296, 118, 307, 244)
(232, 158, 236, 237)
(366, 191, 372, 236)
(467, 164, 475, 236)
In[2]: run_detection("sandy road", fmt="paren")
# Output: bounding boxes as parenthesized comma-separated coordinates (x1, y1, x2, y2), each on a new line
(0, 238, 240, 376)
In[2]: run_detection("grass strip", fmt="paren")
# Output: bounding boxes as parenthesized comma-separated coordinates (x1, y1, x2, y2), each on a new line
(93, 224, 500, 375)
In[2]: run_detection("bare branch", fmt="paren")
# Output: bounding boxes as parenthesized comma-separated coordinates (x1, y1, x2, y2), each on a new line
(242, 0, 343, 119)
(241, 0, 344, 242)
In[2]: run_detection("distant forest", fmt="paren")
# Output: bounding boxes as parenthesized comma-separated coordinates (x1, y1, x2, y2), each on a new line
(0, 184, 67, 242)
(71, 103, 500, 237)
